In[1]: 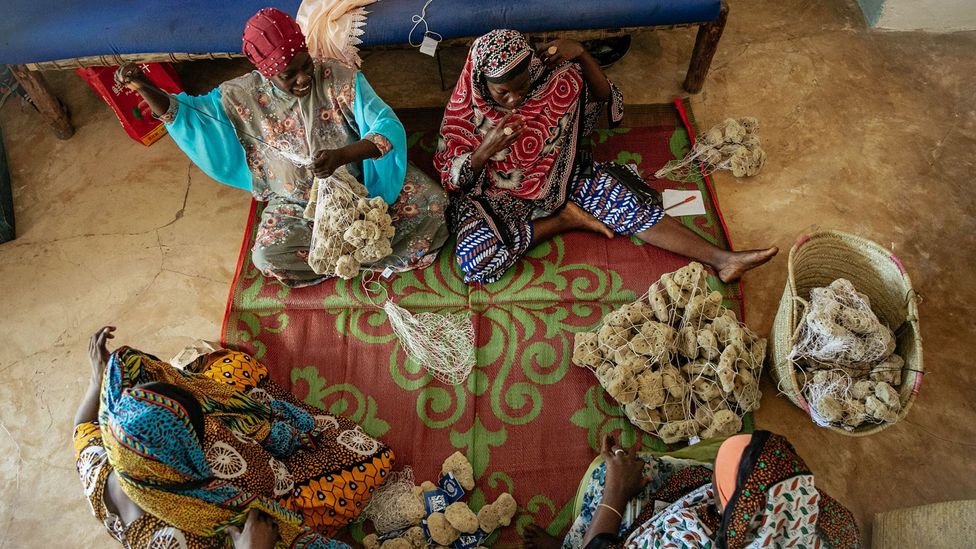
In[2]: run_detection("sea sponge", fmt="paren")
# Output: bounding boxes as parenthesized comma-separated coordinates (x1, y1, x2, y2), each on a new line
(662, 274, 692, 308)
(865, 396, 898, 423)
(814, 395, 845, 423)
(874, 382, 900, 409)
(701, 291, 725, 320)
(442, 452, 475, 491)
(363, 534, 380, 549)
(612, 346, 643, 368)
(605, 373, 640, 405)
(636, 371, 665, 408)
(710, 315, 740, 346)
(693, 378, 722, 401)
(844, 399, 868, 427)
(492, 493, 517, 526)
(697, 328, 721, 361)
(702, 127, 724, 146)
(646, 283, 672, 322)
(733, 382, 762, 412)
(572, 332, 603, 368)
(394, 491, 426, 524)
(747, 339, 767, 368)
(721, 118, 745, 143)
(661, 365, 686, 399)
(626, 400, 662, 432)
(676, 326, 699, 359)
(444, 502, 479, 534)
(478, 503, 501, 532)
(420, 480, 438, 494)
(738, 117, 759, 133)
(662, 401, 687, 422)
(850, 380, 875, 400)
(381, 538, 412, 549)
(335, 255, 360, 279)
(702, 409, 742, 439)
(427, 512, 460, 546)
(870, 354, 903, 386)
(403, 527, 426, 549)
(658, 419, 699, 444)
(682, 360, 714, 377)
(597, 324, 630, 351)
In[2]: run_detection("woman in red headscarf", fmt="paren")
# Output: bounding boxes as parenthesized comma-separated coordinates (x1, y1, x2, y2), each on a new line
(434, 30, 777, 284)
(119, 8, 448, 287)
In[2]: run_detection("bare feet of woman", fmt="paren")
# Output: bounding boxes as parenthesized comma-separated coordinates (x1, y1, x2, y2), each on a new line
(524, 524, 562, 549)
(717, 247, 779, 283)
(559, 201, 614, 239)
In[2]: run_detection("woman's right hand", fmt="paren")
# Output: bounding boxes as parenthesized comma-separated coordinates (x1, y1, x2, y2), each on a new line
(114, 63, 146, 91)
(88, 326, 115, 384)
(227, 509, 280, 549)
(472, 113, 525, 168)
(600, 434, 647, 505)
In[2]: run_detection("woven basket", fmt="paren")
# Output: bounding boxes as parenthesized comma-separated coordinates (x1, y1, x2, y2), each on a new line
(768, 230, 923, 436)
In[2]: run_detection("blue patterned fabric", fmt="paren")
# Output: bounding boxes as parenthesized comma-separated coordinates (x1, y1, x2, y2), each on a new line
(453, 162, 664, 283)
(106, 387, 211, 482)
(266, 399, 316, 458)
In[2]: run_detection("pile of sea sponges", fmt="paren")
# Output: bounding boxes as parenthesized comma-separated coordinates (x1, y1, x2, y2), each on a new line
(654, 117, 766, 181)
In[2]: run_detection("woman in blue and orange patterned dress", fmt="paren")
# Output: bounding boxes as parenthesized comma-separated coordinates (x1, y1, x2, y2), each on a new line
(73, 326, 393, 548)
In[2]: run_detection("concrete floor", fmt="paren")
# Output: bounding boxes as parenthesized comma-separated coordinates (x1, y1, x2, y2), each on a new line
(1, 0, 974, 546)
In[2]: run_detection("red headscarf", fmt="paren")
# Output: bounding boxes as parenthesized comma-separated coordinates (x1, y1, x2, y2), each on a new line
(434, 30, 584, 202)
(242, 8, 308, 78)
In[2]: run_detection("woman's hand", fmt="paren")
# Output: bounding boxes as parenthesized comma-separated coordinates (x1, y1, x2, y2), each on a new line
(88, 326, 116, 384)
(537, 39, 586, 67)
(227, 510, 280, 549)
(114, 63, 148, 91)
(472, 113, 525, 171)
(311, 148, 349, 179)
(601, 434, 647, 506)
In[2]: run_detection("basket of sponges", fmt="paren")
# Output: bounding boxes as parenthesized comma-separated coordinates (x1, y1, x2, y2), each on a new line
(769, 230, 923, 436)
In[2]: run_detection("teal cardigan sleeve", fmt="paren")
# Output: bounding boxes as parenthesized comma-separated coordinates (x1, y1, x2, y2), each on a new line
(353, 72, 406, 205)
(163, 89, 252, 191)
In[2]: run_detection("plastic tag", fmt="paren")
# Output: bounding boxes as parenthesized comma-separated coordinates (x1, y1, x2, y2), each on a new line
(378, 527, 409, 541)
(381, 267, 394, 279)
(688, 435, 701, 445)
(419, 34, 440, 56)
(423, 489, 450, 514)
(453, 531, 488, 549)
(438, 473, 465, 503)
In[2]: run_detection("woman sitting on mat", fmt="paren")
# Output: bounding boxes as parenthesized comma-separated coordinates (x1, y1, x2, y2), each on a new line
(118, 8, 448, 287)
(433, 30, 777, 284)
(73, 326, 393, 548)
(524, 432, 860, 549)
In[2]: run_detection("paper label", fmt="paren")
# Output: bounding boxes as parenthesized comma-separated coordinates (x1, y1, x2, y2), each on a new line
(423, 489, 450, 514)
(453, 530, 489, 549)
(381, 267, 394, 279)
(438, 473, 466, 503)
(688, 435, 701, 445)
(420, 34, 439, 56)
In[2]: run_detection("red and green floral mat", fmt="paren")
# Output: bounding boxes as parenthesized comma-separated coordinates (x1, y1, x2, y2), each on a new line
(222, 99, 743, 545)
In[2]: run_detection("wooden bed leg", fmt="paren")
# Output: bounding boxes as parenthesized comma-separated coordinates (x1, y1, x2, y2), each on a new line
(10, 65, 74, 140)
(683, 1, 729, 94)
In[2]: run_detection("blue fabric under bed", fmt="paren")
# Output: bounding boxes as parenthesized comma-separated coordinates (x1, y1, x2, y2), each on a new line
(0, 0, 719, 65)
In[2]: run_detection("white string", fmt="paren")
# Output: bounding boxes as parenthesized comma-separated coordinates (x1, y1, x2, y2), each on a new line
(408, 0, 442, 47)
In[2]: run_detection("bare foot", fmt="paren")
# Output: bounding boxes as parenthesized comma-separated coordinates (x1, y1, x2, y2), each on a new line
(524, 524, 562, 549)
(717, 247, 778, 283)
(560, 201, 614, 239)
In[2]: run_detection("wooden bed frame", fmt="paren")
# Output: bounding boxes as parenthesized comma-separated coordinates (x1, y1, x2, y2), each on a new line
(11, 2, 728, 140)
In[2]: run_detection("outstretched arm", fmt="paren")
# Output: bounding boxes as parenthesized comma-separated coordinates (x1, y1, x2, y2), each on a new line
(73, 326, 115, 428)
(115, 64, 172, 117)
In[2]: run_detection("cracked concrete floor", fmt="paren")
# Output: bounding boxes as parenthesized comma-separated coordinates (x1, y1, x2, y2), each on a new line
(1, 0, 974, 547)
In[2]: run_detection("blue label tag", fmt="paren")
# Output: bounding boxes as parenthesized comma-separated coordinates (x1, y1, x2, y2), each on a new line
(423, 489, 450, 514)
(438, 473, 465, 503)
(421, 519, 433, 545)
(452, 529, 490, 549)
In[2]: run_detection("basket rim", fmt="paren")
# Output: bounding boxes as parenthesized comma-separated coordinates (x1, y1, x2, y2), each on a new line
(779, 229, 924, 436)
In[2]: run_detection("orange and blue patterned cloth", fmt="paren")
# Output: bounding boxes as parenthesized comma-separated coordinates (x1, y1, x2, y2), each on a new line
(85, 346, 393, 547)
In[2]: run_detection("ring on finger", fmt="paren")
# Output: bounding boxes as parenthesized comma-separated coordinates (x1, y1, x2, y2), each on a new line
(547, 46, 558, 55)
(503, 127, 514, 136)
(613, 448, 625, 456)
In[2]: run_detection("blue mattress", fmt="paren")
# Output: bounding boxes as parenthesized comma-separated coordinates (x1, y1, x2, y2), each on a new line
(0, 1, 719, 65)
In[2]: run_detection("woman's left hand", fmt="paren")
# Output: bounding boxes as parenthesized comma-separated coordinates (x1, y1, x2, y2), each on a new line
(601, 434, 647, 505)
(311, 148, 348, 179)
(88, 326, 116, 383)
(537, 39, 586, 67)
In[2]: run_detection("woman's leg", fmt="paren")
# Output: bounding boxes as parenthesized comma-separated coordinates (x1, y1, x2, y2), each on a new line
(381, 163, 451, 271)
(571, 165, 776, 283)
(634, 217, 777, 283)
(252, 202, 327, 287)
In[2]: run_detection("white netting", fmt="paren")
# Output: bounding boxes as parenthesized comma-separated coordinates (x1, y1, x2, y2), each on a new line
(360, 467, 424, 535)
(654, 117, 766, 182)
(304, 167, 396, 279)
(571, 262, 767, 444)
(384, 300, 476, 385)
(788, 278, 905, 430)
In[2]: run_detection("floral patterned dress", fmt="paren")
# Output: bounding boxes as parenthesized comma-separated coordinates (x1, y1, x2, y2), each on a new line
(163, 60, 448, 287)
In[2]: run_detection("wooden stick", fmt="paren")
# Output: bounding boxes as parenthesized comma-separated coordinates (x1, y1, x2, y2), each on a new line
(9, 65, 74, 140)
(683, 1, 729, 94)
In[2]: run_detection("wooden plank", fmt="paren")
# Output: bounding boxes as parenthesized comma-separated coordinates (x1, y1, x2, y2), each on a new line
(9, 65, 74, 139)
